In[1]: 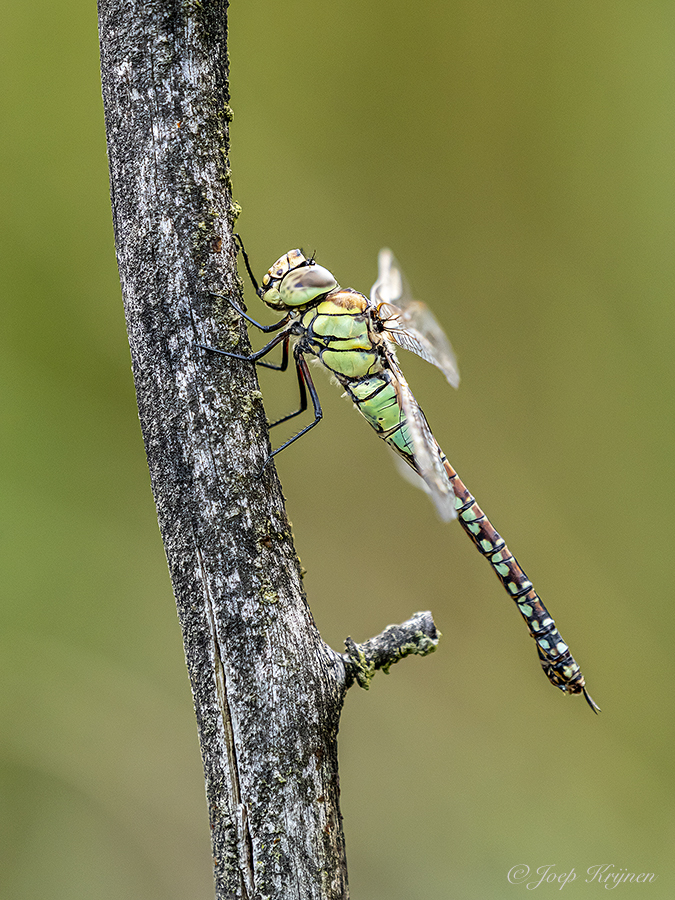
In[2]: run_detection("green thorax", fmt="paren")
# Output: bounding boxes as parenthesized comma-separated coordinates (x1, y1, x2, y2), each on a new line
(299, 289, 383, 380)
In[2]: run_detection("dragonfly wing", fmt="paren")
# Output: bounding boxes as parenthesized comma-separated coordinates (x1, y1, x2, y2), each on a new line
(387, 353, 457, 522)
(389, 448, 433, 497)
(371, 248, 460, 389)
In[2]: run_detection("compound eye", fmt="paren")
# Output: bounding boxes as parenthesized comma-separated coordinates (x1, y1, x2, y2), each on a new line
(279, 264, 338, 307)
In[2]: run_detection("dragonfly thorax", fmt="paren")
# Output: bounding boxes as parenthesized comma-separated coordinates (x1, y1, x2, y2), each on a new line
(260, 249, 338, 311)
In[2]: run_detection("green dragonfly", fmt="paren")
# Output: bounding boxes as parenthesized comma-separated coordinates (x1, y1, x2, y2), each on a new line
(203, 238, 599, 712)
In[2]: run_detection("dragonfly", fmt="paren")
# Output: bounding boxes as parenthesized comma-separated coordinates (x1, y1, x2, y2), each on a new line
(203, 237, 599, 712)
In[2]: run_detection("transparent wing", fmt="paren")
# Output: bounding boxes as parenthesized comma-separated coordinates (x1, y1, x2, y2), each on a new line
(389, 448, 432, 496)
(386, 351, 457, 522)
(370, 248, 460, 389)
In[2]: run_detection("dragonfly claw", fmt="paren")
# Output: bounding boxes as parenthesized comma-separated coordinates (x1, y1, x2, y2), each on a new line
(256, 455, 274, 479)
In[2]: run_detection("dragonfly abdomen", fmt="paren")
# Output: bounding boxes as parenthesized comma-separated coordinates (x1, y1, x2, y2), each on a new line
(344, 372, 417, 466)
(339, 365, 597, 707)
(439, 457, 597, 708)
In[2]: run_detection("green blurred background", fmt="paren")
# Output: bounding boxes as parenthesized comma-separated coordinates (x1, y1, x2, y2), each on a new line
(2, 1, 673, 897)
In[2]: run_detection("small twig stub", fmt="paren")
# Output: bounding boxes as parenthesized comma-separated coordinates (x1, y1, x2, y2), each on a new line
(343, 611, 441, 689)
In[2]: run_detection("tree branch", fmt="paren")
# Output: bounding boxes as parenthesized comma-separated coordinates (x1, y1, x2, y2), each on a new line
(343, 611, 441, 690)
(97, 2, 441, 897)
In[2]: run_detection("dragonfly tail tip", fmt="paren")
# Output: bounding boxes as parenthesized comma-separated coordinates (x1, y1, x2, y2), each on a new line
(583, 687, 601, 714)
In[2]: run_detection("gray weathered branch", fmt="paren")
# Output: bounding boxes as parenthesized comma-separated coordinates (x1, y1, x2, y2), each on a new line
(343, 611, 441, 689)
(97, 2, 440, 898)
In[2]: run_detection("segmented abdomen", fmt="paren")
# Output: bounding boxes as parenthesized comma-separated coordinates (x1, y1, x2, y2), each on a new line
(343, 370, 597, 709)
(343, 371, 417, 459)
(439, 452, 595, 703)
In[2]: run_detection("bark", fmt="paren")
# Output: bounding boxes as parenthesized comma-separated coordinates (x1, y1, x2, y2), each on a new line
(97, 3, 440, 897)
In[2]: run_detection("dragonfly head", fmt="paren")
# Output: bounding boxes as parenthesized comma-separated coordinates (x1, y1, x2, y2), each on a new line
(260, 250, 338, 310)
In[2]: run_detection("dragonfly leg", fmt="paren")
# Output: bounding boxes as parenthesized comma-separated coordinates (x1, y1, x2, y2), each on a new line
(260, 354, 322, 474)
(268, 353, 307, 427)
(209, 291, 290, 334)
(234, 233, 261, 296)
(256, 335, 290, 372)
(198, 327, 290, 365)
